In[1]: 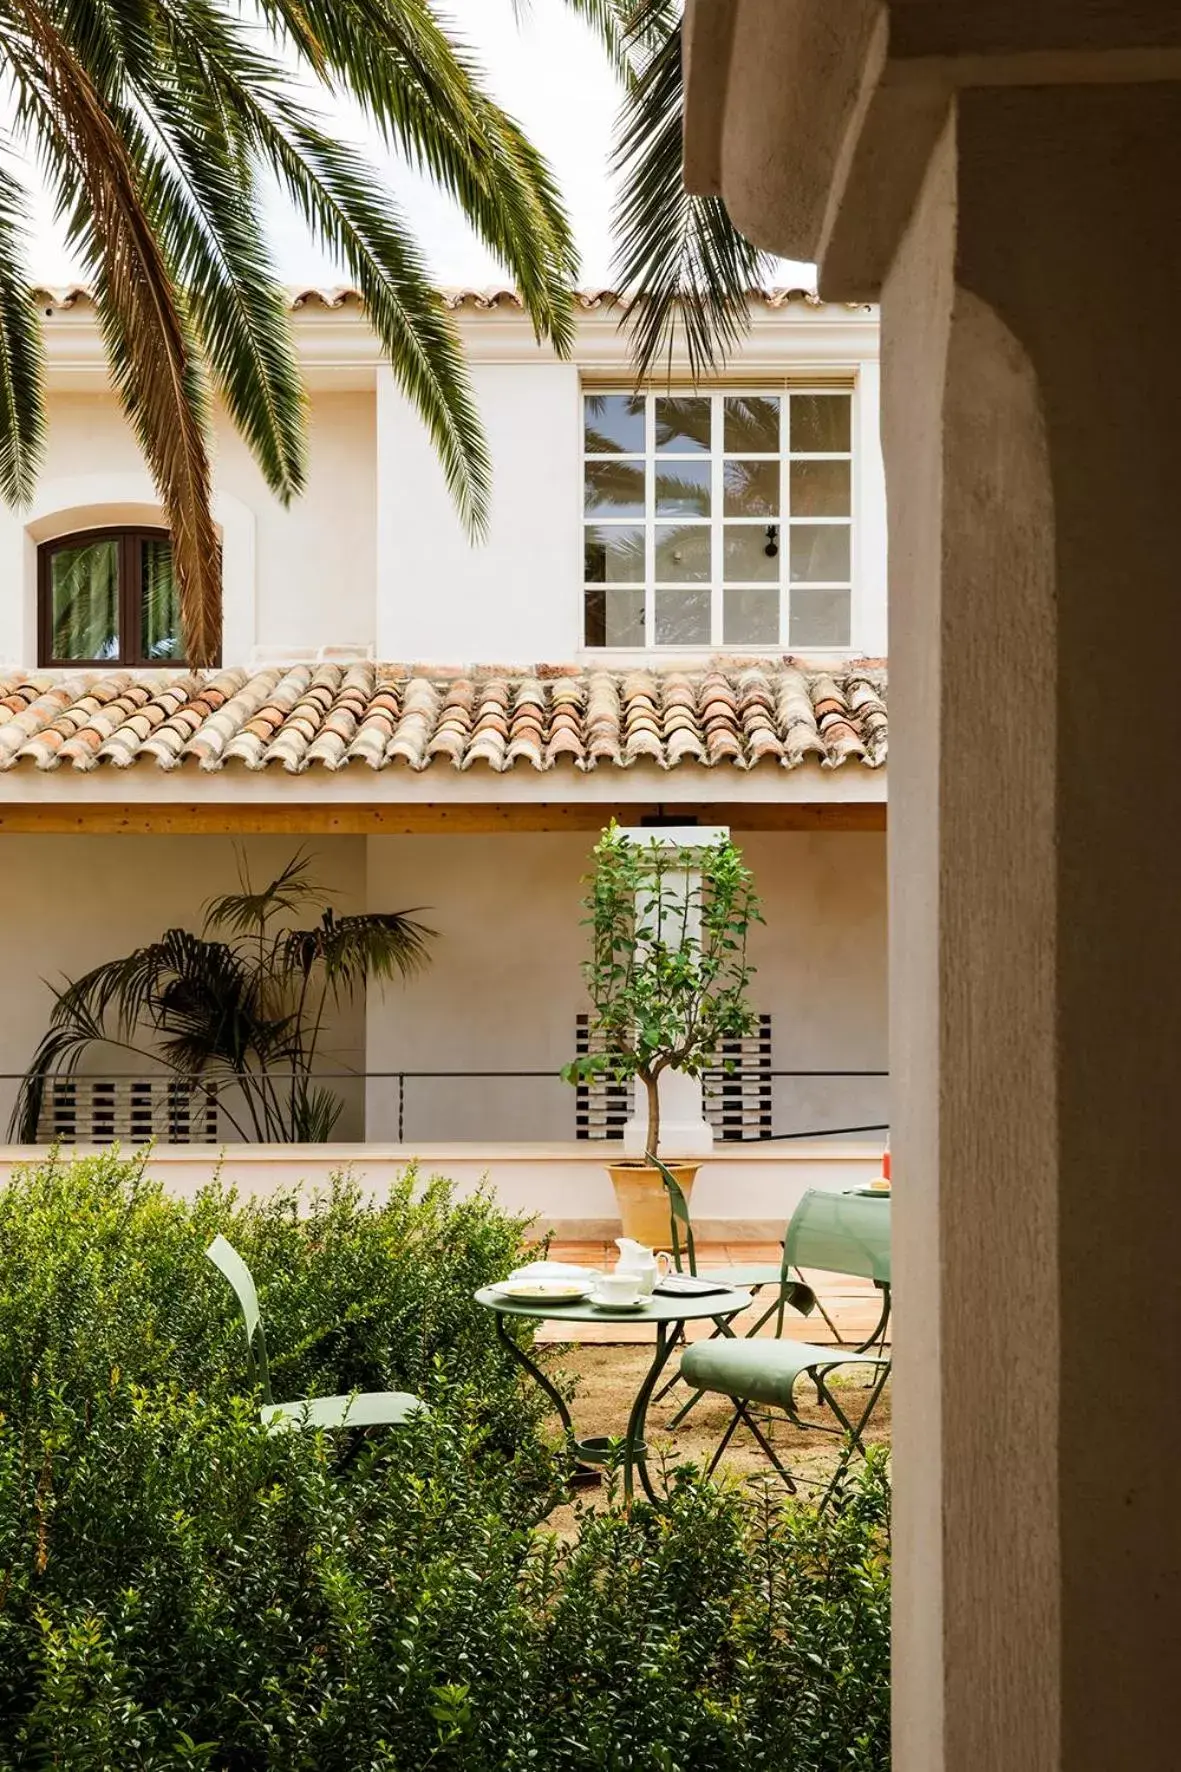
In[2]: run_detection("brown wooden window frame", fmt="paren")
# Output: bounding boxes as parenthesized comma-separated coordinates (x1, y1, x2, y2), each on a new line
(37, 526, 196, 668)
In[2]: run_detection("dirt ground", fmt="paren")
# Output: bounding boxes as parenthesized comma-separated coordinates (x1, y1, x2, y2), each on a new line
(541, 1340, 891, 1533)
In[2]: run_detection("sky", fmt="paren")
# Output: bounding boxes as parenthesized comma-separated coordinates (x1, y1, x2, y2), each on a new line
(26, 0, 814, 292)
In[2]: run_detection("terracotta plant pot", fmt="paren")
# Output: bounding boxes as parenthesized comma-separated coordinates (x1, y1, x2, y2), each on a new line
(608, 1161, 700, 1248)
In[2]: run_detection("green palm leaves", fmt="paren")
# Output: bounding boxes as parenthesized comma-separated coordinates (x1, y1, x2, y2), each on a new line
(0, 0, 578, 665)
(575, 0, 776, 379)
(13, 850, 435, 1143)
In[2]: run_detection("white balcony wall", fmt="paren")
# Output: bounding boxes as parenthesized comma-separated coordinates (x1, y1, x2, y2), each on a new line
(376, 362, 582, 663)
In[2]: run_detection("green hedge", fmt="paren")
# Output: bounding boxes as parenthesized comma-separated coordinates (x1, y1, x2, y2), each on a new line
(0, 1153, 890, 1770)
(0, 1149, 550, 1462)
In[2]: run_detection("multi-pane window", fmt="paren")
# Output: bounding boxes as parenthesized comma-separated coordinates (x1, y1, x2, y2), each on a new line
(583, 390, 854, 650)
(38, 528, 187, 666)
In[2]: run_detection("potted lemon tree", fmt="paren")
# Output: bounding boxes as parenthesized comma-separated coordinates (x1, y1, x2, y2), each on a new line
(565, 823, 762, 1244)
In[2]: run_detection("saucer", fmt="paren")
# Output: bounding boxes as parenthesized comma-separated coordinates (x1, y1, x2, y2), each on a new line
(589, 1292, 646, 1312)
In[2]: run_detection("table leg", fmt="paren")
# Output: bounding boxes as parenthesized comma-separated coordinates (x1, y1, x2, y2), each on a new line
(494, 1310, 577, 1452)
(625, 1320, 683, 1505)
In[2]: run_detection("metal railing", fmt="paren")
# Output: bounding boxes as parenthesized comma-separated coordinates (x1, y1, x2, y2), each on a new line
(0, 1068, 888, 1148)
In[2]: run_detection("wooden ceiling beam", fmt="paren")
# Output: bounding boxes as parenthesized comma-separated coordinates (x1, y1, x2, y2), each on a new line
(0, 800, 886, 836)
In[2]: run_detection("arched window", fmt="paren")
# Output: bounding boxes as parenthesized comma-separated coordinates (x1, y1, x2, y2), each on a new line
(38, 527, 186, 666)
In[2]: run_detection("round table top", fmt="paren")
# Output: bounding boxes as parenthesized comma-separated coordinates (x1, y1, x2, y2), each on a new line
(474, 1284, 753, 1324)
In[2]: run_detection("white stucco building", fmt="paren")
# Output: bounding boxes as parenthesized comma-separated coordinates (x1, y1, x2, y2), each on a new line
(0, 289, 889, 1232)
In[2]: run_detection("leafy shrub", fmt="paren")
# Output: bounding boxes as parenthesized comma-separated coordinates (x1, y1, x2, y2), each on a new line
(0, 1394, 889, 1770)
(527, 1460, 890, 1772)
(0, 1389, 543, 1770)
(0, 1153, 890, 1769)
(0, 1149, 550, 1462)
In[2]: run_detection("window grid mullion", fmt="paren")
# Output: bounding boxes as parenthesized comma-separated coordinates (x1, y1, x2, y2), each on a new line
(645, 395, 655, 646)
(778, 391, 789, 650)
(712, 393, 723, 646)
(581, 384, 854, 654)
(120, 531, 134, 666)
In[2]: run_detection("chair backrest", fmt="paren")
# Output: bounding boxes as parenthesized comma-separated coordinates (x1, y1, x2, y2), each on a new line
(652, 1158, 698, 1275)
(783, 1189, 891, 1286)
(206, 1234, 273, 1401)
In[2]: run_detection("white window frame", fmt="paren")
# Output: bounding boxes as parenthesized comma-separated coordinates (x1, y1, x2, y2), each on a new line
(581, 384, 857, 655)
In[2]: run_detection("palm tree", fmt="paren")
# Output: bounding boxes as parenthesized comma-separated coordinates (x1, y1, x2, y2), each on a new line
(576, 0, 775, 379)
(0, 0, 578, 666)
(13, 851, 434, 1143)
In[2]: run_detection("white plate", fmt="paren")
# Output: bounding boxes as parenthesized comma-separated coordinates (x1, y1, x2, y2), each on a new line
(589, 1293, 646, 1312)
(491, 1280, 592, 1306)
(507, 1262, 600, 1284)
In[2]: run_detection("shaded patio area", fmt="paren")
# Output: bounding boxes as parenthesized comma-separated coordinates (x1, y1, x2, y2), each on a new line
(539, 1238, 891, 1509)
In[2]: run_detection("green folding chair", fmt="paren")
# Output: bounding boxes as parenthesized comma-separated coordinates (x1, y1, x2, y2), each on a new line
(678, 1188, 891, 1497)
(206, 1234, 426, 1435)
(650, 1158, 818, 1424)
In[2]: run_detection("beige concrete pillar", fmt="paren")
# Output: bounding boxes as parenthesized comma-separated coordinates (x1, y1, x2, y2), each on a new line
(682, 8, 1181, 1764)
(884, 84, 1181, 1770)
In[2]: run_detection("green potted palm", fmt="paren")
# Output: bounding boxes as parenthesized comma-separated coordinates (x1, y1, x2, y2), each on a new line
(565, 823, 762, 1245)
(14, 851, 433, 1144)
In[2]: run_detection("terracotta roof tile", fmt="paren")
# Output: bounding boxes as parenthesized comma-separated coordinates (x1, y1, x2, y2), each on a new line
(0, 662, 887, 775)
(34, 284, 837, 318)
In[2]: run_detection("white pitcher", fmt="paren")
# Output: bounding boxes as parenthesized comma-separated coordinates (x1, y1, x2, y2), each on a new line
(613, 1238, 673, 1297)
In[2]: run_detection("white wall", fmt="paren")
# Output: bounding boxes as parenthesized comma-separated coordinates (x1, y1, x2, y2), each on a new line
(216, 391, 376, 654)
(0, 828, 887, 1223)
(0, 835, 370, 1136)
(0, 1140, 885, 1237)
(4, 305, 887, 670)
(365, 831, 590, 1141)
(364, 830, 888, 1146)
(742, 830, 889, 1137)
(0, 390, 376, 664)
(376, 362, 582, 662)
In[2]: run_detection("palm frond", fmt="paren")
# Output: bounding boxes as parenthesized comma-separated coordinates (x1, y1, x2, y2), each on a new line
(9, 0, 222, 666)
(290, 1083, 343, 1142)
(204, 849, 327, 937)
(261, 0, 576, 351)
(16, 849, 437, 1142)
(44, 929, 257, 1046)
(279, 908, 435, 1002)
(10, 1001, 106, 1141)
(0, 155, 44, 503)
(608, 2, 775, 381)
(268, 111, 491, 536)
(130, 8, 308, 501)
(2, 0, 593, 649)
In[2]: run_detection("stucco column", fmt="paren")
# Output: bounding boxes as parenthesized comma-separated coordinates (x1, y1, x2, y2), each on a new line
(683, 5, 1181, 1764)
(884, 88, 1181, 1771)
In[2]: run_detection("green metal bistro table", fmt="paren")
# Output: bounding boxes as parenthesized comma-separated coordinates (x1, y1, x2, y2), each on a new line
(475, 1285, 753, 1503)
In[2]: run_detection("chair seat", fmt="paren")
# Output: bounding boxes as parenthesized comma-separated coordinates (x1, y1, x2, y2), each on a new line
(697, 1262, 784, 1288)
(696, 1268, 817, 1316)
(680, 1336, 890, 1412)
(262, 1391, 427, 1434)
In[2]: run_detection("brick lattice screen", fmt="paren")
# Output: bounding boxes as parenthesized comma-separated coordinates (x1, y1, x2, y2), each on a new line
(34, 1078, 219, 1145)
(574, 1014, 772, 1142)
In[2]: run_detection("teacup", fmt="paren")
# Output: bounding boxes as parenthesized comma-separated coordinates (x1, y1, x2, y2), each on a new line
(596, 1271, 643, 1305)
